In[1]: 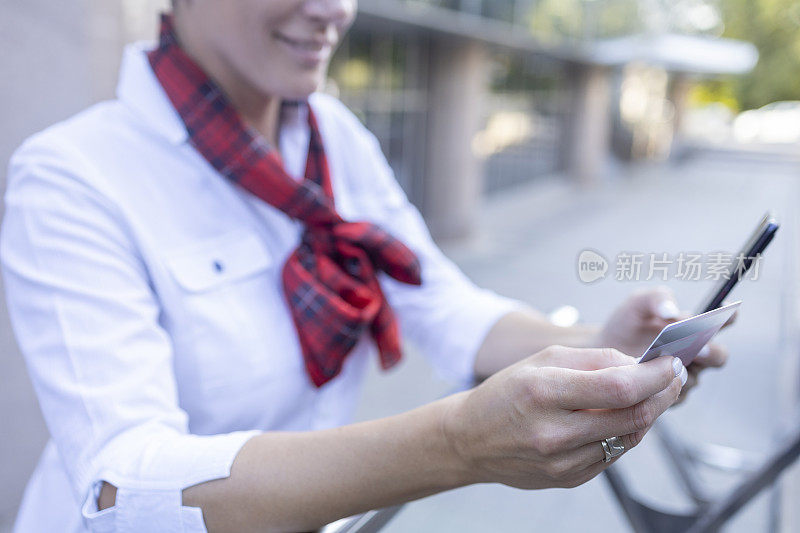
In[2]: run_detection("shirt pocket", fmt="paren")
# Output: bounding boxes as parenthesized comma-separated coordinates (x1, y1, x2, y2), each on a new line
(166, 230, 272, 292)
(164, 229, 302, 394)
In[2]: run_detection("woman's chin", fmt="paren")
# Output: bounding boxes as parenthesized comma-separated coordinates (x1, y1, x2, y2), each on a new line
(280, 73, 327, 100)
(288, 84, 323, 100)
(252, 63, 328, 101)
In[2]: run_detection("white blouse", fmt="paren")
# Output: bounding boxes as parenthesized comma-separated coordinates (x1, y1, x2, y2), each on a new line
(1, 42, 521, 533)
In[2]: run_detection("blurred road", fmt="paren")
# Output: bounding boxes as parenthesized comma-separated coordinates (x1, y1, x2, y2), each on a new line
(1, 145, 799, 532)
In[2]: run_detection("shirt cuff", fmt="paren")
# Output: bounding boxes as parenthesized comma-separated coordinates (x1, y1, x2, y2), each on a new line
(81, 429, 260, 532)
(430, 289, 527, 385)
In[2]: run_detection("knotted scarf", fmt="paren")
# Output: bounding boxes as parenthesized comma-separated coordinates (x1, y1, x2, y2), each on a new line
(148, 15, 421, 386)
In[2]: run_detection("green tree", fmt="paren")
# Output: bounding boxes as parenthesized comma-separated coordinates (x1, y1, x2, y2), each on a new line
(718, 0, 800, 109)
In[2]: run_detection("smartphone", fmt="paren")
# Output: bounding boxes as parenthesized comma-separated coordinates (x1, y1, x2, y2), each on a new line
(696, 212, 779, 314)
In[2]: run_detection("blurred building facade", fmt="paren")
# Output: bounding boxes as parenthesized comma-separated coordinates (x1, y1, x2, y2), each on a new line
(329, 0, 757, 238)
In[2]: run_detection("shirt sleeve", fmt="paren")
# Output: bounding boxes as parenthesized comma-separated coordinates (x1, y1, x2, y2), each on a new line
(352, 130, 527, 385)
(1, 139, 259, 533)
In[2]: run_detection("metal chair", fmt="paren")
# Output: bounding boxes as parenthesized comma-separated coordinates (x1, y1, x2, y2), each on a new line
(603, 420, 800, 533)
(605, 251, 800, 532)
(320, 505, 405, 533)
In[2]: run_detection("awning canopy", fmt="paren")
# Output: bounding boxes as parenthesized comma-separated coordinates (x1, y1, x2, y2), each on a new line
(585, 34, 759, 75)
(357, 1, 758, 75)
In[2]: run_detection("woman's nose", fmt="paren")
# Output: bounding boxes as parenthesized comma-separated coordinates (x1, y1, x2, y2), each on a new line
(303, 0, 356, 26)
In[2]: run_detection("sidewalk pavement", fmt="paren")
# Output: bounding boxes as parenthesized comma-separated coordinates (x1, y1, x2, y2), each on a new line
(355, 146, 800, 532)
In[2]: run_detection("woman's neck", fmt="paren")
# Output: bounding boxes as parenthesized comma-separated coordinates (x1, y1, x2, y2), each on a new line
(173, 14, 282, 148)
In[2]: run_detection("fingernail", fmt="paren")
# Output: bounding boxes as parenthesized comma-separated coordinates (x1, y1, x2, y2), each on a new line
(672, 357, 683, 377)
(680, 366, 688, 386)
(697, 345, 710, 358)
(657, 300, 680, 320)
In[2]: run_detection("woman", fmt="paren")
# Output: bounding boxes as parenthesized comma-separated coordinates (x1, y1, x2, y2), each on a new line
(2, 1, 726, 532)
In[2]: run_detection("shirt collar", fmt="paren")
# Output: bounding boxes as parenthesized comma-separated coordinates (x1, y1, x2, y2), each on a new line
(117, 41, 189, 145)
(117, 41, 311, 148)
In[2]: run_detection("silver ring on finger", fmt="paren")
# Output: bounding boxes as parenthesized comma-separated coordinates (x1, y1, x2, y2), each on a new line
(600, 436, 625, 463)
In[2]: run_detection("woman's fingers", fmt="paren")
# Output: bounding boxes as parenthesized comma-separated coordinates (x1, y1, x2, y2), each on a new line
(563, 446, 634, 488)
(545, 354, 681, 410)
(691, 343, 728, 369)
(531, 437, 616, 485)
(538, 441, 607, 483)
(640, 286, 678, 319)
(544, 428, 649, 487)
(542, 345, 636, 371)
(554, 438, 613, 470)
(567, 376, 682, 446)
(674, 369, 698, 404)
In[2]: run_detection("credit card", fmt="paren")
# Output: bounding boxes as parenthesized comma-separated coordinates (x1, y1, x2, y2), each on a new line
(638, 300, 741, 366)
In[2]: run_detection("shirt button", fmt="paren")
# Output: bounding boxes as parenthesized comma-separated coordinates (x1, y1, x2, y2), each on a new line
(213, 260, 224, 273)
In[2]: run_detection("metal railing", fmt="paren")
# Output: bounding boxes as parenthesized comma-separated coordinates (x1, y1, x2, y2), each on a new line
(320, 505, 405, 533)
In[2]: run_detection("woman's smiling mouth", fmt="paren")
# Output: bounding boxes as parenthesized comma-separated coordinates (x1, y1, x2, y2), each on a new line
(274, 32, 333, 67)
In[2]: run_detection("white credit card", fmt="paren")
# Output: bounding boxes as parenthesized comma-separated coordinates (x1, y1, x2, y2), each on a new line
(638, 300, 741, 366)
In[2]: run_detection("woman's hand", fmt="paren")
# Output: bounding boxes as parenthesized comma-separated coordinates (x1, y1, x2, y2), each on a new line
(681, 342, 729, 399)
(443, 346, 684, 490)
(597, 287, 732, 400)
(597, 286, 679, 357)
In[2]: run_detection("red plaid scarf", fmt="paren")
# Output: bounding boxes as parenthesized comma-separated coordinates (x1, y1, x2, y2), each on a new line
(148, 15, 421, 387)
